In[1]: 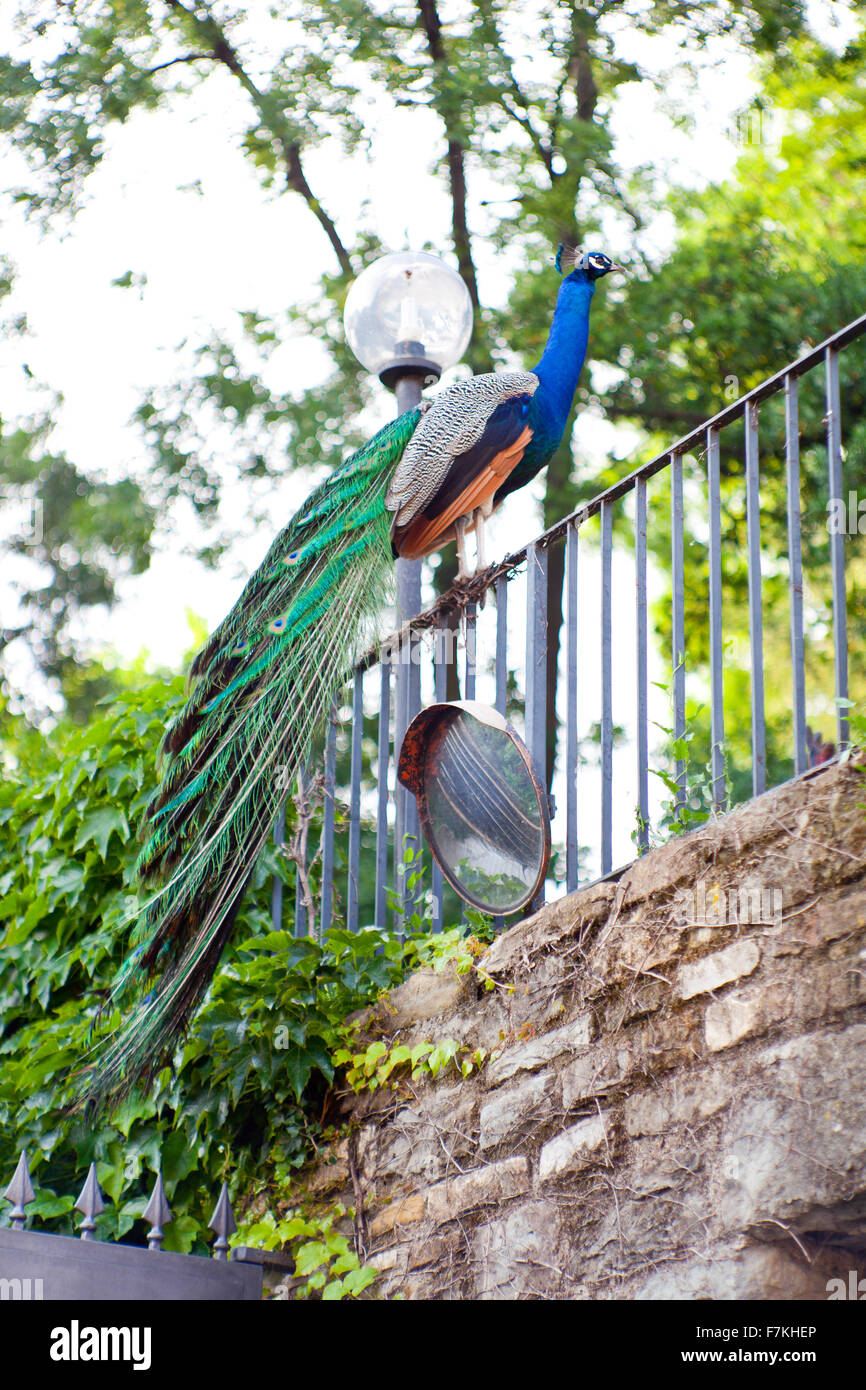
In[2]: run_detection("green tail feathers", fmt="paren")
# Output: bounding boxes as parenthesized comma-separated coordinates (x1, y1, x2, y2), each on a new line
(79, 409, 420, 1110)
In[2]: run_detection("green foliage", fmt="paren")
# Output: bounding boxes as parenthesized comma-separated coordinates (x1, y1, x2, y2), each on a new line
(588, 35, 866, 764)
(232, 1204, 377, 1300)
(332, 1035, 489, 1092)
(0, 0, 836, 720)
(0, 680, 467, 1275)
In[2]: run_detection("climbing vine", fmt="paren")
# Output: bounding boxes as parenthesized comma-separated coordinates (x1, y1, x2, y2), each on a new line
(0, 683, 492, 1299)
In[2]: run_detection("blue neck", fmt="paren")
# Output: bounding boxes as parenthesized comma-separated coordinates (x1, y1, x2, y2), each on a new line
(530, 274, 595, 438)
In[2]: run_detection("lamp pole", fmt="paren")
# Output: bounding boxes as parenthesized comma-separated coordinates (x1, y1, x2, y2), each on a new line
(394, 372, 425, 630)
(343, 251, 473, 926)
(392, 373, 424, 919)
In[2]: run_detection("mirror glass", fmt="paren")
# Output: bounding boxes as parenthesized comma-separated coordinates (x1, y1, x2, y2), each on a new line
(421, 708, 548, 913)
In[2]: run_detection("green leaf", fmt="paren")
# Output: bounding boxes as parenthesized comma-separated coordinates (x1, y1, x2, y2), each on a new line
(73, 806, 130, 860)
(294, 1240, 330, 1276)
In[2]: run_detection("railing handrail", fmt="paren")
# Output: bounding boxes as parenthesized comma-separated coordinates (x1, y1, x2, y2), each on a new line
(358, 307, 866, 671)
(295, 306, 864, 935)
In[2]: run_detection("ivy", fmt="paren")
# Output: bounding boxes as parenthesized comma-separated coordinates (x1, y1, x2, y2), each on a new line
(0, 682, 482, 1294)
(232, 1205, 377, 1301)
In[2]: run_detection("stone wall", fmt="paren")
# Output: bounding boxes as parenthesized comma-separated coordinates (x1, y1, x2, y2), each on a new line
(283, 754, 866, 1300)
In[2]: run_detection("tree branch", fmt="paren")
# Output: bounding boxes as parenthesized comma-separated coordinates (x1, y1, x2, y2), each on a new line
(416, 0, 489, 363)
(474, 0, 555, 177)
(163, 0, 353, 276)
(145, 51, 211, 76)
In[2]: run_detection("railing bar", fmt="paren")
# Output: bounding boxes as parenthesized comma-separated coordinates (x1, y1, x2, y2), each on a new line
(825, 347, 849, 748)
(493, 580, 507, 930)
(566, 522, 580, 889)
(392, 639, 407, 930)
(525, 542, 548, 910)
(320, 706, 337, 936)
(601, 501, 613, 876)
(464, 602, 477, 701)
(354, 314, 866, 669)
(374, 666, 390, 928)
(293, 764, 308, 938)
(271, 801, 285, 932)
(294, 830, 305, 937)
(404, 631, 422, 893)
(431, 624, 448, 933)
(785, 376, 808, 775)
(634, 481, 650, 850)
(707, 427, 726, 811)
(745, 402, 767, 795)
(495, 575, 508, 716)
(347, 668, 364, 932)
(671, 454, 687, 816)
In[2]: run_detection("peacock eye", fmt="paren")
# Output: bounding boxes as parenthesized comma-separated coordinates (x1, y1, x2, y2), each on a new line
(269, 618, 287, 634)
(283, 551, 302, 566)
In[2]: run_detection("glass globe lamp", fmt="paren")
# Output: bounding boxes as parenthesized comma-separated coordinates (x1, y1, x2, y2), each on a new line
(343, 251, 474, 389)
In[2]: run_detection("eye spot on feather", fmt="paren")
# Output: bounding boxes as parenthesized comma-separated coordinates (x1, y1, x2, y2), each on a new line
(230, 640, 249, 656)
(269, 617, 287, 634)
(283, 550, 302, 566)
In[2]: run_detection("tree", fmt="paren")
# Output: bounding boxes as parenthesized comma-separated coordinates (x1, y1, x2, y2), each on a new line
(587, 32, 866, 794)
(0, 0, 824, 769)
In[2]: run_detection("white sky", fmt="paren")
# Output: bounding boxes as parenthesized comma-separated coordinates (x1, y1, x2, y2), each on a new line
(0, 0, 857, 878)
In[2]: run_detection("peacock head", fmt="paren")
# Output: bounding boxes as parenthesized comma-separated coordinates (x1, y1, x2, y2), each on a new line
(555, 243, 625, 281)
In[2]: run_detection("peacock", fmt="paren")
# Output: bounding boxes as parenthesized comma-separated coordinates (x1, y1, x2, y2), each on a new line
(80, 244, 622, 1109)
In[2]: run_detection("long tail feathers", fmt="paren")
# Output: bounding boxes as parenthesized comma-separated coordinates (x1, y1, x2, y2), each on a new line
(78, 410, 420, 1111)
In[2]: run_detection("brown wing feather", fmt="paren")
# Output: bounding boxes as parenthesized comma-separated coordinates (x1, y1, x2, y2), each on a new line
(393, 424, 533, 560)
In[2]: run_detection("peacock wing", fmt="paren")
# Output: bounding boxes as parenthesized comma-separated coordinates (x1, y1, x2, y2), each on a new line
(384, 371, 538, 531)
(80, 408, 420, 1109)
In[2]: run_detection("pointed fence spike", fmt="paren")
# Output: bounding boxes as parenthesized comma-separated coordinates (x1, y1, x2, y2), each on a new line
(74, 1162, 106, 1241)
(143, 1173, 173, 1252)
(208, 1182, 236, 1261)
(3, 1151, 36, 1230)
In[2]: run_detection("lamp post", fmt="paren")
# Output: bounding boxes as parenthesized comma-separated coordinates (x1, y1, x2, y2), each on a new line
(344, 251, 473, 920)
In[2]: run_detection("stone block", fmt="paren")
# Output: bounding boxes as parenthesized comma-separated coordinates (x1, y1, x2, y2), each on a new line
(425, 1157, 531, 1225)
(488, 1013, 595, 1085)
(366, 1245, 409, 1276)
(561, 1046, 629, 1109)
(717, 1023, 866, 1236)
(471, 1201, 571, 1299)
(634, 1244, 832, 1301)
(384, 964, 468, 1026)
(624, 1065, 734, 1137)
(368, 1192, 426, 1238)
(481, 881, 617, 978)
(538, 1114, 608, 1182)
(705, 979, 792, 1052)
(678, 939, 761, 1000)
(479, 1071, 558, 1150)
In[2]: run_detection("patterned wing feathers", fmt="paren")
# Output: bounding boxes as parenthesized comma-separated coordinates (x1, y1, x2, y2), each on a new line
(394, 423, 533, 560)
(385, 371, 537, 529)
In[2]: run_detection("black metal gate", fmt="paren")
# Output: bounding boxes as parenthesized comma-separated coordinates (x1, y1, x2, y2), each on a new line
(1, 1151, 274, 1300)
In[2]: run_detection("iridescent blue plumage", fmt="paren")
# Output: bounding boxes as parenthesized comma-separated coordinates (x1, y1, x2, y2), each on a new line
(496, 250, 620, 504)
(80, 247, 621, 1111)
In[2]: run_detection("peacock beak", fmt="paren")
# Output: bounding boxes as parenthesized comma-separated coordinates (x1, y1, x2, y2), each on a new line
(608, 261, 627, 274)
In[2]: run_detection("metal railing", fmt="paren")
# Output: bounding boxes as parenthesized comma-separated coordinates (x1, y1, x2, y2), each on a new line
(275, 311, 866, 935)
(0, 1150, 271, 1299)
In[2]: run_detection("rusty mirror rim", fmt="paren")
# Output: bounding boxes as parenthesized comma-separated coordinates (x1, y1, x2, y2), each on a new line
(396, 700, 551, 915)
